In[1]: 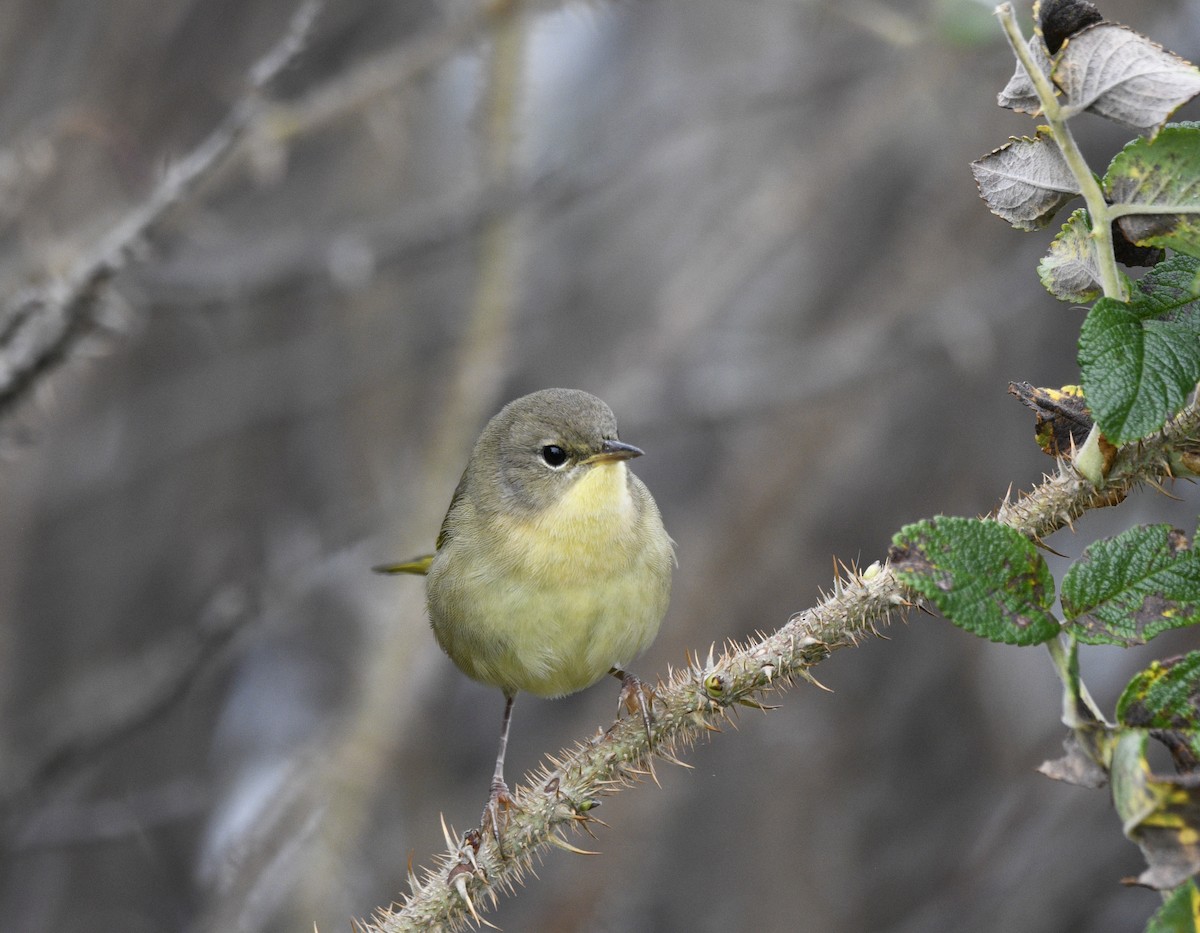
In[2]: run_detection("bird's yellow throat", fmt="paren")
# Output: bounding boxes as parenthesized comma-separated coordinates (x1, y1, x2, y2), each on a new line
(555, 460, 634, 524)
(497, 461, 635, 581)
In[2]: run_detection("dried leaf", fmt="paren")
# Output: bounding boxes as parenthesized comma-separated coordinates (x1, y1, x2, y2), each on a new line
(1037, 209, 1103, 302)
(971, 129, 1080, 230)
(1008, 381, 1100, 460)
(1036, 0, 1102, 55)
(999, 34, 1055, 114)
(1039, 730, 1110, 788)
(1112, 730, 1200, 890)
(1054, 23, 1200, 137)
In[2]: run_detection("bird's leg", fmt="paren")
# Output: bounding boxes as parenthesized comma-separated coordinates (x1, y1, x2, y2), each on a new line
(481, 693, 518, 848)
(610, 668, 655, 746)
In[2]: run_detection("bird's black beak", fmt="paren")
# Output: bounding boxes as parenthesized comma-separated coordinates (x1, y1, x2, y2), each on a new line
(584, 439, 644, 464)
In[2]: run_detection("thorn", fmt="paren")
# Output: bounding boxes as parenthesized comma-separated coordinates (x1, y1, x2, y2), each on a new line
(735, 696, 780, 711)
(576, 809, 610, 828)
(1032, 538, 1068, 557)
(706, 642, 715, 669)
(798, 668, 834, 692)
(548, 831, 600, 855)
(656, 746, 694, 769)
(449, 866, 494, 928)
(440, 812, 456, 854)
(1145, 477, 1181, 500)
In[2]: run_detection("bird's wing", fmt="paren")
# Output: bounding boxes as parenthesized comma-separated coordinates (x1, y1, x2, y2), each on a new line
(434, 466, 471, 551)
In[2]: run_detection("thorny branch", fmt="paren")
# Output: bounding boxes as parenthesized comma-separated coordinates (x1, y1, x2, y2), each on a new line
(0, 0, 320, 424)
(365, 406, 1200, 931)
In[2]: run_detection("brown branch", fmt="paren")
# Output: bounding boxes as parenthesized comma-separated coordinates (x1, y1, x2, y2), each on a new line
(364, 404, 1200, 931)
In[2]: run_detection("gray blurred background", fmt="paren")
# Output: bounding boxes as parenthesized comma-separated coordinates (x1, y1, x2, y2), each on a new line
(2, 0, 1199, 930)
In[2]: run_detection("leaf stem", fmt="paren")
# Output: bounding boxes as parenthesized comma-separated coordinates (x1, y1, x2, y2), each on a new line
(1045, 633, 1107, 729)
(1108, 202, 1200, 219)
(994, 3, 1125, 301)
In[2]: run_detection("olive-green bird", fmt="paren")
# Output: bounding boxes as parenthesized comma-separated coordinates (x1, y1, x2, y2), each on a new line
(375, 388, 674, 831)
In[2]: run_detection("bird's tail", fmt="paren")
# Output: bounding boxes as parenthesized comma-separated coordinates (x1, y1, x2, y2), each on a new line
(372, 554, 435, 575)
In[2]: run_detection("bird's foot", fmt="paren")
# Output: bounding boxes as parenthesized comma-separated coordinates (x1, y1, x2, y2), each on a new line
(480, 778, 517, 852)
(614, 670, 657, 746)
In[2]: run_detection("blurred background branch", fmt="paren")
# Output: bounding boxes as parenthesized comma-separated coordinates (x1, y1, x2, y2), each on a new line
(0, 0, 318, 424)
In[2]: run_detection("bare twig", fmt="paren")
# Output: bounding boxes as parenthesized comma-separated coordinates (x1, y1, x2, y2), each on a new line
(365, 403, 1200, 931)
(0, 0, 320, 424)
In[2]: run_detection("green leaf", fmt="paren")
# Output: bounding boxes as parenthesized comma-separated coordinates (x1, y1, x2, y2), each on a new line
(1038, 209, 1103, 302)
(1078, 254, 1200, 443)
(1111, 729, 1200, 890)
(1146, 881, 1200, 933)
(1120, 653, 1200, 732)
(1107, 124, 1200, 258)
(1061, 524, 1200, 646)
(1118, 652, 1200, 771)
(889, 517, 1059, 645)
(971, 130, 1080, 231)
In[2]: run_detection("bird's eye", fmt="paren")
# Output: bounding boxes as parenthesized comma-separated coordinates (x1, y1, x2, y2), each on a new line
(540, 445, 568, 468)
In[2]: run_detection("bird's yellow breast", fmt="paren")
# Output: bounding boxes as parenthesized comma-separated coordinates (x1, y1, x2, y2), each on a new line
(495, 461, 638, 582)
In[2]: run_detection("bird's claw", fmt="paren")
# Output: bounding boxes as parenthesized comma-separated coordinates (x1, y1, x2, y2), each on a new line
(481, 778, 518, 853)
(616, 671, 656, 746)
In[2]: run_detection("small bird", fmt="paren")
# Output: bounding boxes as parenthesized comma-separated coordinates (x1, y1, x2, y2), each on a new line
(375, 388, 674, 835)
